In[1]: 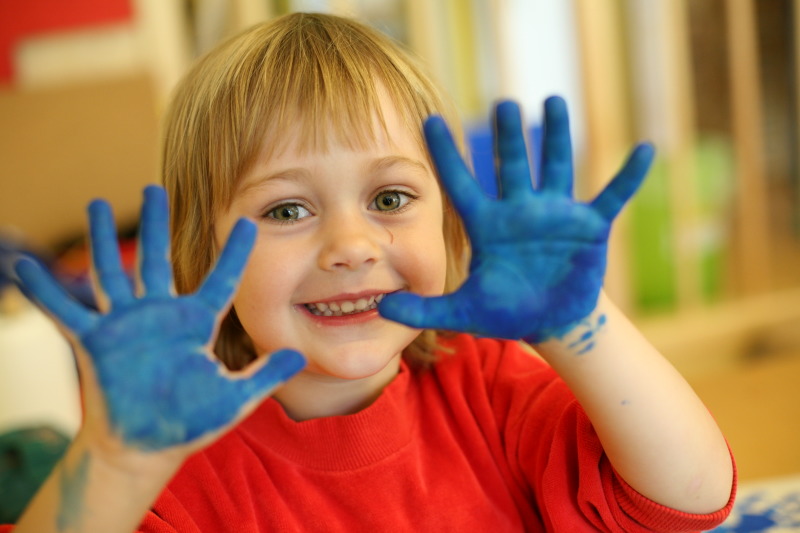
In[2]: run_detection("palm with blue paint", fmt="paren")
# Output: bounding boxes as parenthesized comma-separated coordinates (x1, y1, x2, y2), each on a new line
(15, 186, 305, 451)
(379, 97, 654, 343)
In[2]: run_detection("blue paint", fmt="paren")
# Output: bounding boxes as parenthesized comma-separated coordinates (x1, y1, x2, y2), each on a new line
(57, 451, 89, 531)
(379, 97, 654, 343)
(575, 342, 595, 356)
(569, 330, 594, 348)
(712, 490, 800, 532)
(88, 200, 135, 306)
(16, 186, 305, 451)
(566, 313, 606, 355)
(467, 121, 543, 198)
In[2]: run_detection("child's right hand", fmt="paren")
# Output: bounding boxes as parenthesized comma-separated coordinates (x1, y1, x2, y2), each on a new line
(14, 186, 305, 457)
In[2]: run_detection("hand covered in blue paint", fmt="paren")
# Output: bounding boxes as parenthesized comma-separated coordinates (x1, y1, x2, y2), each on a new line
(379, 97, 654, 343)
(15, 186, 305, 452)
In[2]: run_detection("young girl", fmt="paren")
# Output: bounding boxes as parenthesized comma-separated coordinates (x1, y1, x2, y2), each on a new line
(7, 12, 735, 532)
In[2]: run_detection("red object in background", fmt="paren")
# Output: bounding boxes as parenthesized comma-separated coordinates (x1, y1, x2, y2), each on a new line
(0, 0, 133, 84)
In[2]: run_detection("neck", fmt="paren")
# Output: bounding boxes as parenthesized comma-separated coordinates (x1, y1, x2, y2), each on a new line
(273, 356, 402, 421)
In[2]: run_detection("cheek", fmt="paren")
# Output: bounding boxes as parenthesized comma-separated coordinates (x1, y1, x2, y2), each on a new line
(233, 246, 298, 315)
(395, 227, 448, 296)
(231, 251, 306, 356)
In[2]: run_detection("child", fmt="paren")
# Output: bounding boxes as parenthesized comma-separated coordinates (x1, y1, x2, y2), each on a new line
(7, 12, 735, 532)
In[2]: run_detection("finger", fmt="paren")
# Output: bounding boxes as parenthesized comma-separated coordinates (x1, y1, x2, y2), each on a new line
(196, 218, 256, 310)
(424, 116, 487, 225)
(590, 143, 655, 220)
(139, 186, 172, 297)
(494, 100, 534, 198)
(170, 349, 304, 448)
(538, 96, 574, 196)
(14, 257, 95, 334)
(88, 200, 134, 307)
(237, 349, 306, 400)
(378, 291, 471, 332)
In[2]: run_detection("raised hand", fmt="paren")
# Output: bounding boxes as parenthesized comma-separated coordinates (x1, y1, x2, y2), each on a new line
(14, 186, 305, 451)
(379, 97, 654, 343)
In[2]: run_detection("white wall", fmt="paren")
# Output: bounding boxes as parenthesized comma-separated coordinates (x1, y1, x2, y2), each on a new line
(0, 295, 81, 437)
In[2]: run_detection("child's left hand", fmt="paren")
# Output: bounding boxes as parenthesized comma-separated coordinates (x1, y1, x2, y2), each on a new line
(379, 97, 654, 343)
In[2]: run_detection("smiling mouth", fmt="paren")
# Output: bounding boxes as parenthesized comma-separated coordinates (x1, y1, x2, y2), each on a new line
(304, 294, 385, 317)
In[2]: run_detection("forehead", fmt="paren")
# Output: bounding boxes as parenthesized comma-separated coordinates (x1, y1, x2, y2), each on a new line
(257, 84, 427, 163)
(228, 85, 435, 200)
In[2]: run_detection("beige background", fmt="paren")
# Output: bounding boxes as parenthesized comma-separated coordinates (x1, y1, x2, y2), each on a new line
(0, 75, 159, 249)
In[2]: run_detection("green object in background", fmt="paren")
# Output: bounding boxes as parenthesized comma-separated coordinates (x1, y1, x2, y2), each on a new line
(694, 137, 734, 302)
(0, 426, 70, 523)
(629, 154, 678, 313)
(628, 136, 734, 314)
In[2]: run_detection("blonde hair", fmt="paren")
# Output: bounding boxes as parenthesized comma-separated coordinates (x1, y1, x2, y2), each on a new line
(162, 12, 469, 370)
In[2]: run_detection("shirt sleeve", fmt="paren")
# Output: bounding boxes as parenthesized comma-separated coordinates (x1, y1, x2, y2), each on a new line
(609, 449, 737, 532)
(482, 338, 737, 532)
(136, 489, 200, 533)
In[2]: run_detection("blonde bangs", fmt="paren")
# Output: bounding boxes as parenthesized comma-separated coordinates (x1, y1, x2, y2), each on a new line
(242, 13, 449, 163)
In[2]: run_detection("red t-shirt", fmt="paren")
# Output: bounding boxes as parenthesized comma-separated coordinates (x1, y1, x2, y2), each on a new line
(1, 335, 736, 531)
(139, 335, 735, 532)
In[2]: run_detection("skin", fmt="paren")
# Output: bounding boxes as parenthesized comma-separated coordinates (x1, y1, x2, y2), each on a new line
(379, 97, 653, 342)
(16, 186, 305, 450)
(13, 186, 304, 531)
(215, 91, 448, 421)
(11, 96, 733, 532)
(382, 97, 734, 514)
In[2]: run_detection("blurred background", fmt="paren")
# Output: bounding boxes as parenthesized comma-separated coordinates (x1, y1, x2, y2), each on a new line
(0, 0, 799, 520)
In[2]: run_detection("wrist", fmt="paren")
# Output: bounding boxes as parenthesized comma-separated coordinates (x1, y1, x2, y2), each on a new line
(70, 426, 186, 488)
(522, 290, 605, 348)
(13, 429, 186, 533)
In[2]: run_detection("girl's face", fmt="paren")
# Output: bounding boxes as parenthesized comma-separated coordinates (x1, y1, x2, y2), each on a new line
(214, 93, 447, 396)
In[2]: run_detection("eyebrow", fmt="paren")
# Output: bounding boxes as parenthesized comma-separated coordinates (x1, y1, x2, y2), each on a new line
(368, 155, 429, 176)
(238, 155, 431, 196)
(238, 167, 309, 196)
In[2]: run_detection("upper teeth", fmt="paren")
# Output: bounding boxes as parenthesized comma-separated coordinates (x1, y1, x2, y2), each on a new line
(306, 294, 385, 316)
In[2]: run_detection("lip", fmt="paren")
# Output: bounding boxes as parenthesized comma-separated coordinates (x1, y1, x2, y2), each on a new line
(295, 289, 396, 327)
(305, 289, 389, 305)
(298, 304, 381, 326)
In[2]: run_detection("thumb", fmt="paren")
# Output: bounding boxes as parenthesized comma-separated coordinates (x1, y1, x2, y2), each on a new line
(239, 349, 306, 400)
(378, 291, 468, 332)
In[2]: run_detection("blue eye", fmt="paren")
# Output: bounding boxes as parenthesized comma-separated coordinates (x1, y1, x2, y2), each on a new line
(265, 203, 311, 223)
(372, 190, 416, 212)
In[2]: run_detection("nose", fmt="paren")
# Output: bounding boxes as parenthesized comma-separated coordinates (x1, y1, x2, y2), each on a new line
(317, 213, 385, 271)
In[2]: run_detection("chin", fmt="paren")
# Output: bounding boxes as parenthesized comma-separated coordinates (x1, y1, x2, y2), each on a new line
(312, 348, 403, 381)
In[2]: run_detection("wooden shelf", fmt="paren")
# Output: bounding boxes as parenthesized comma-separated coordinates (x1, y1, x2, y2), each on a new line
(636, 288, 800, 378)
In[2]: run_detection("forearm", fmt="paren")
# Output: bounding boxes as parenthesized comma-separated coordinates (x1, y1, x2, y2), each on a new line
(14, 431, 182, 533)
(534, 292, 734, 514)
